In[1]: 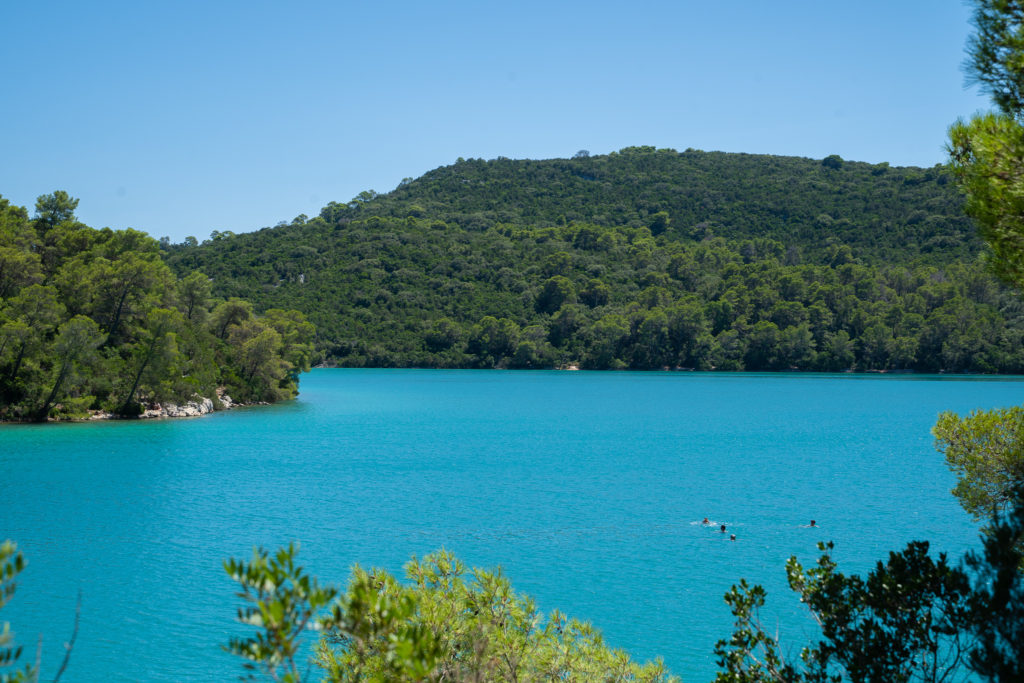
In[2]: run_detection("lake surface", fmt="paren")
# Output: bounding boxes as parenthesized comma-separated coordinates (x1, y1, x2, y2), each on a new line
(1, 370, 1021, 682)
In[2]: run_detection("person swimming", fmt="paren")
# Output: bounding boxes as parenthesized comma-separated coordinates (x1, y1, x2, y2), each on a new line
(809, 520, 817, 527)
(730, 534, 736, 541)
(702, 517, 710, 525)
(720, 524, 727, 533)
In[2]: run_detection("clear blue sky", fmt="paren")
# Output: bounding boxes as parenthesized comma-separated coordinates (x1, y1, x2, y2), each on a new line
(0, 1, 992, 243)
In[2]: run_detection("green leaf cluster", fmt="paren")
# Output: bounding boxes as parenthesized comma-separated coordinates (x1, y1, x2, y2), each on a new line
(225, 547, 676, 682)
(934, 406, 1024, 522)
(225, 544, 339, 683)
(949, 112, 1024, 289)
(716, 487, 1024, 682)
(0, 542, 32, 683)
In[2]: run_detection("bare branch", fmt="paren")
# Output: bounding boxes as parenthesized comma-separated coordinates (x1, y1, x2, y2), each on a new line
(51, 589, 80, 683)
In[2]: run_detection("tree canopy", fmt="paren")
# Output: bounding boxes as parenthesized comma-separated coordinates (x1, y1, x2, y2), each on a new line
(0, 193, 314, 421)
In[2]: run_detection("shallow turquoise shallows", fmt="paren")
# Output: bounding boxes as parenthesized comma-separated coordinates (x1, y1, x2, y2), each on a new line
(1, 370, 1020, 681)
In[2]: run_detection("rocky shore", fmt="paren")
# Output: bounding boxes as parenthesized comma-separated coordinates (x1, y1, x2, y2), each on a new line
(87, 390, 236, 421)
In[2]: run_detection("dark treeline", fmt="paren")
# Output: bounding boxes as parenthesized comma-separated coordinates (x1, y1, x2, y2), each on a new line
(165, 148, 1024, 373)
(0, 192, 314, 421)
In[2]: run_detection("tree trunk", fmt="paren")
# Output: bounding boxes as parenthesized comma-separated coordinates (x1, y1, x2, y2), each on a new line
(118, 339, 156, 415)
(7, 341, 27, 381)
(34, 363, 70, 422)
(105, 281, 132, 346)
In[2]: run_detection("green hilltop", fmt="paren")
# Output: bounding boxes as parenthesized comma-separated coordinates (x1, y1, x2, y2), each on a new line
(164, 147, 1022, 372)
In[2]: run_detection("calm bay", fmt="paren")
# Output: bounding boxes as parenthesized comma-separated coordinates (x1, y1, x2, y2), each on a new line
(1, 369, 1020, 681)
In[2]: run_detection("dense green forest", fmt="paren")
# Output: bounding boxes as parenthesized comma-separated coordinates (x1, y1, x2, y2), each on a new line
(0, 192, 314, 421)
(165, 148, 1024, 373)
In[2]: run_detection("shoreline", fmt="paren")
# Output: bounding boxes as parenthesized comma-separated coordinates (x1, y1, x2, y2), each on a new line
(1, 390, 283, 425)
(6, 390, 243, 424)
(311, 364, 1005, 375)
(89, 396, 226, 421)
(87, 389, 241, 421)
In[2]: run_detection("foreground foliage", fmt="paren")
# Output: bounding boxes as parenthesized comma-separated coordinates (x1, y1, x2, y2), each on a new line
(0, 542, 31, 683)
(714, 488, 1024, 683)
(934, 407, 1024, 526)
(0, 193, 314, 420)
(225, 544, 340, 683)
(715, 542, 975, 683)
(3, 500, 1021, 682)
(935, 0, 1024, 569)
(226, 547, 676, 682)
(220, 510, 1023, 683)
(965, 484, 1024, 680)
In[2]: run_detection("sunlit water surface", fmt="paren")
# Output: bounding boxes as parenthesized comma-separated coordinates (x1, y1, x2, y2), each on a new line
(2, 369, 1021, 682)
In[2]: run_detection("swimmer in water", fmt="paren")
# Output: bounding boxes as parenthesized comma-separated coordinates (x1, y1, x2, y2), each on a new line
(702, 517, 710, 525)
(810, 520, 817, 527)
(730, 534, 736, 541)
(720, 524, 727, 533)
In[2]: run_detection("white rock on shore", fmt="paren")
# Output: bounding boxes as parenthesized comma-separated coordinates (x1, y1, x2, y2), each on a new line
(145, 397, 215, 419)
(87, 392, 235, 420)
(216, 389, 234, 409)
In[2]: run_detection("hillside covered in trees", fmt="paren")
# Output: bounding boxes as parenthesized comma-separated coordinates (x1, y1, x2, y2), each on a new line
(164, 147, 1023, 372)
(0, 192, 314, 421)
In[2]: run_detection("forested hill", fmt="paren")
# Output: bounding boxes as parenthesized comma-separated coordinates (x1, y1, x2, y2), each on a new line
(163, 147, 1024, 373)
(318, 147, 975, 264)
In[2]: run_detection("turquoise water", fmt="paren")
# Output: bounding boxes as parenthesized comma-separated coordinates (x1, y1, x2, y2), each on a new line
(1, 369, 1021, 681)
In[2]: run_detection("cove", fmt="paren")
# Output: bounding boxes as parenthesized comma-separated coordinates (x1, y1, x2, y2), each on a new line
(1, 369, 1020, 682)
